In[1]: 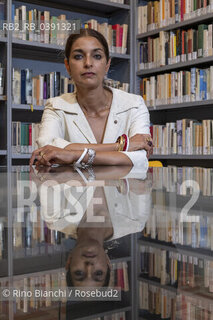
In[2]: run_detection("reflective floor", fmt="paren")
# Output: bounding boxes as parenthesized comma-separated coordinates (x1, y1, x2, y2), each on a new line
(0, 165, 212, 319)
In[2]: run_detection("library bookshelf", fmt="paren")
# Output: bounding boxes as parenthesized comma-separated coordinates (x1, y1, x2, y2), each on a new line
(0, 0, 134, 167)
(135, 0, 213, 166)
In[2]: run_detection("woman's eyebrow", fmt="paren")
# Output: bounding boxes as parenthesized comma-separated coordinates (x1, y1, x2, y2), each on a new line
(72, 48, 104, 53)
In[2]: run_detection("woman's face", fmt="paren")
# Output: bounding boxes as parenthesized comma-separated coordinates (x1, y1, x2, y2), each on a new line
(64, 36, 111, 90)
(67, 239, 110, 287)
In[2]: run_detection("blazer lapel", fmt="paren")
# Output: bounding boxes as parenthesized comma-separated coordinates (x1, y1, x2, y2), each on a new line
(72, 114, 97, 144)
(49, 94, 97, 143)
(102, 111, 122, 143)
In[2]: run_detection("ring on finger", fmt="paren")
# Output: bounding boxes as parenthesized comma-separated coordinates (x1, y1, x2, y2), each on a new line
(146, 137, 153, 147)
(39, 151, 44, 157)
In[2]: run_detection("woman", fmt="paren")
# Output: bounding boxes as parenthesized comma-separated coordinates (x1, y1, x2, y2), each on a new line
(30, 29, 153, 167)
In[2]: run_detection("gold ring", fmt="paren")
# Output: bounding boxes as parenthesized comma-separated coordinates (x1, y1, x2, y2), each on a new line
(39, 151, 44, 157)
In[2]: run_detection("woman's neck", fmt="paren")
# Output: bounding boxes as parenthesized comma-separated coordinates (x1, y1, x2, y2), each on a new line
(76, 85, 111, 113)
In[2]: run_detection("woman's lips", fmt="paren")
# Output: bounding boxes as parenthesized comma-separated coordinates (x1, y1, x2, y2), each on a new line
(82, 72, 95, 77)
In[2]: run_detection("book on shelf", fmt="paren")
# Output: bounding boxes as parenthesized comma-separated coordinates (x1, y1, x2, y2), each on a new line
(150, 118, 213, 155)
(12, 69, 129, 106)
(104, 78, 129, 92)
(12, 210, 66, 258)
(12, 5, 128, 55)
(139, 244, 213, 292)
(150, 166, 213, 197)
(108, 261, 129, 292)
(138, 0, 213, 34)
(12, 121, 40, 154)
(139, 281, 177, 319)
(138, 23, 213, 69)
(142, 201, 213, 249)
(139, 281, 213, 319)
(140, 66, 213, 108)
(13, 5, 80, 46)
(12, 68, 75, 106)
(84, 20, 128, 55)
(0, 63, 5, 96)
(0, 268, 67, 313)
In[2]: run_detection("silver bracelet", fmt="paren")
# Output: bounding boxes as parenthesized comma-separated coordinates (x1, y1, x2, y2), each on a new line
(74, 148, 88, 167)
(82, 148, 96, 167)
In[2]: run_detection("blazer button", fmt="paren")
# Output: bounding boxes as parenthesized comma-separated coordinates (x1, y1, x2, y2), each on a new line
(114, 120, 118, 124)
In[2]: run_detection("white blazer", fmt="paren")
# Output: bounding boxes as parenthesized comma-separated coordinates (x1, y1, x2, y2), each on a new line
(37, 87, 150, 168)
(39, 169, 151, 241)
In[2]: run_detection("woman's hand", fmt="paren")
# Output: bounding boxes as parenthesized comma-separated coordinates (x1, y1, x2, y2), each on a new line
(129, 134, 153, 158)
(29, 145, 75, 166)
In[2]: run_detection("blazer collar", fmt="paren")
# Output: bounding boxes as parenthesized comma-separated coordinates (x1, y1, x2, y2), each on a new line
(48, 88, 138, 144)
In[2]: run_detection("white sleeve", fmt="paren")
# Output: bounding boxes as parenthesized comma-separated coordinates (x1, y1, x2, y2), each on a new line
(121, 149, 149, 169)
(129, 96, 150, 137)
(36, 101, 71, 149)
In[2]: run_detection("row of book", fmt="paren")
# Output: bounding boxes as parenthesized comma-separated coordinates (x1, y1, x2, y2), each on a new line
(0, 265, 129, 314)
(0, 217, 67, 260)
(140, 67, 213, 108)
(138, 24, 213, 69)
(151, 166, 213, 196)
(138, 0, 213, 34)
(104, 78, 129, 92)
(139, 282, 177, 319)
(12, 122, 39, 154)
(12, 68, 129, 106)
(139, 245, 213, 291)
(139, 282, 213, 319)
(109, 262, 129, 292)
(12, 6, 128, 54)
(83, 20, 128, 55)
(0, 269, 67, 313)
(150, 119, 213, 155)
(142, 208, 213, 249)
(12, 69, 75, 106)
